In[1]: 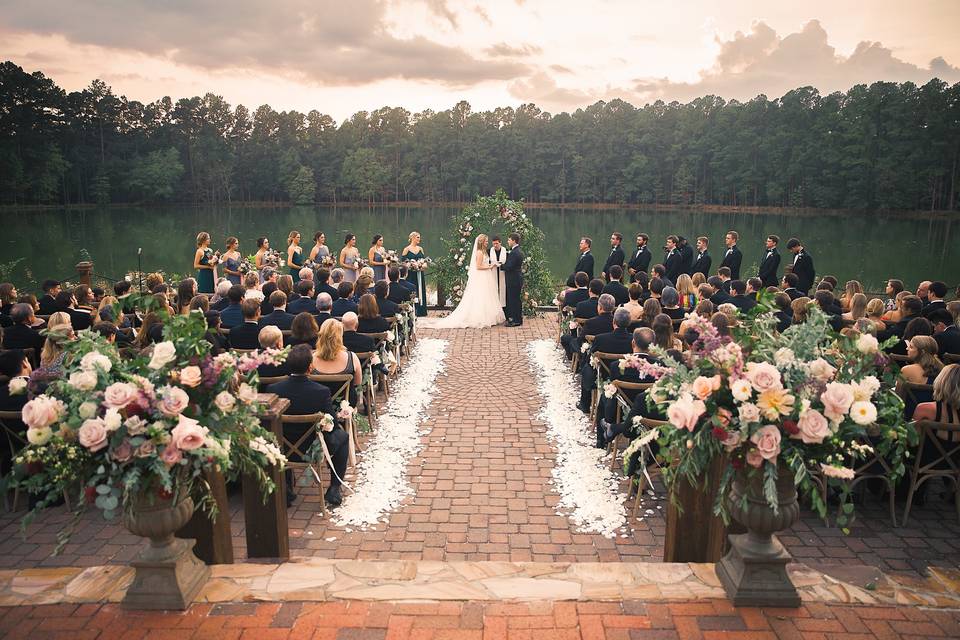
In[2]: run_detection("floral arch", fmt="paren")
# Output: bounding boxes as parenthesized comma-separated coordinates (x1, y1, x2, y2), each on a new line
(435, 190, 553, 316)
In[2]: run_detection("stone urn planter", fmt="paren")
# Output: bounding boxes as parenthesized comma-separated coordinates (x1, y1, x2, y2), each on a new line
(715, 465, 801, 607)
(122, 493, 210, 610)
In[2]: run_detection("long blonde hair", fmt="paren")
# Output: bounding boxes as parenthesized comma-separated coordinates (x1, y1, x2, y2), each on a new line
(476, 234, 488, 253)
(909, 335, 944, 378)
(849, 293, 868, 320)
(315, 318, 345, 362)
(675, 273, 697, 298)
(41, 312, 73, 366)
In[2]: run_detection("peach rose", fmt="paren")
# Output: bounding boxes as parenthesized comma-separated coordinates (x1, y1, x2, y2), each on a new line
(103, 382, 137, 409)
(820, 382, 854, 422)
(797, 408, 830, 444)
(78, 418, 109, 452)
(666, 394, 706, 431)
(806, 358, 835, 382)
(69, 370, 98, 392)
(745, 362, 782, 392)
(749, 425, 781, 463)
(214, 391, 236, 413)
(179, 366, 202, 388)
(170, 415, 209, 451)
(160, 445, 182, 467)
(237, 383, 258, 405)
(136, 441, 156, 458)
(22, 396, 63, 430)
(692, 375, 720, 401)
(156, 385, 190, 417)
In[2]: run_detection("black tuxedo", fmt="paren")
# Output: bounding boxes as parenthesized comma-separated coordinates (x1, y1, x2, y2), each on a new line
(934, 325, 960, 357)
(730, 295, 757, 313)
(257, 362, 288, 379)
(567, 251, 595, 287)
(590, 327, 633, 356)
(691, 251, 711, 277)
(287, 296, 316, 316)
(663, 250, 684, 284)
(313, 312, 333, 327)
(627, 246, 651, 282)
(387, 282, 412, 304)
(720, 245, 743, 280)
(229, 321, 261, 349)
(758, 249, 781, 288)
(921, 300, 947, 319)
(574, 297, 599, 319)
(679, 244, 695, 275)
(358, 316, 390, 334)
(602, 246, 625, 280)
(562, 287, 589, 310)
(258, 310, 295, 331)
(38, 294, 59, 316)
(784, 288, 803, 301)
(317, 282, 340, 301)
(66, 308, 92, 332)
(502, 245, 524, 324)
(600, 352, 662, 424)
(602, 281, 629, 307)
(583, 313, 614, 339)
(376, 296, 400, 318)
(775, 311, 792, 333)
(790, 250, 815, 294)
(331, 298, 358, 318)
(2, 324, 45, 353)
(710, 290, 733, 307)
(343, 330, 376, 354)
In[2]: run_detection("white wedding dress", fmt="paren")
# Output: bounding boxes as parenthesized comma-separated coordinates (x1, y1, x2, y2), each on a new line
(420, 237, 506, 329)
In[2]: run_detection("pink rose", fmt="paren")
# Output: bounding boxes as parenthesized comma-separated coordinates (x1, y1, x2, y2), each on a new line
(820, 382, 854, 422)
(749, 425, 781, 463)
(170, 415, 209, 451)
(666, 395, 706, 431)
(722, 429, 743, 451)
(797, 409, 831, 444)
(160, 445, 182, 467)
(156, 386, 190, 417)
(103, 382, 137, 409)
(745, 362, 782, 392)
(78, 418, 109, 452)
(237, 383, 258, 405)
(179, 366, 202, 388)
(112, 439, 133, 463)
(22, 396, 63, 430)
(136, 441, 156, 458)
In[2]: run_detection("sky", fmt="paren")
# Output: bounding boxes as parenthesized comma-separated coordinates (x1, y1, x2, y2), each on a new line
(1, 0, 959, 122)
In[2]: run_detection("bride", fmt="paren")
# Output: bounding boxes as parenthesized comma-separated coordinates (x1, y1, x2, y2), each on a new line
(421, 234, 505, 329)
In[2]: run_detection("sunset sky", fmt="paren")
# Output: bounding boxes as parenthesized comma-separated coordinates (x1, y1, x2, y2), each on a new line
(2, 0, 958, 120)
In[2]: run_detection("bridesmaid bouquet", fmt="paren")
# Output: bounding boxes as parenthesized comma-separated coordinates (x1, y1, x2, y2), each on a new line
(384, 250, 401, 265)
(262, 249, 282, 269)
(404, 257, 433, 272)
(203, 247, 221, 266)
(238, 257, 257, 275)
(320, 255, 337, 268)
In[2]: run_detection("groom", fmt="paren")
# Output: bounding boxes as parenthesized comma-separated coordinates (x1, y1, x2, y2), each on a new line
(502, 233, 524, 326)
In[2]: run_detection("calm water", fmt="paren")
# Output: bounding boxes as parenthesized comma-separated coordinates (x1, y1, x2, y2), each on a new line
(1, 205, 958, 292)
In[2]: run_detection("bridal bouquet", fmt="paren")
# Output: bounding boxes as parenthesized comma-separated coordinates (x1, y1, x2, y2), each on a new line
(8, 301, 289, 545)
(642, 306, 913, 528)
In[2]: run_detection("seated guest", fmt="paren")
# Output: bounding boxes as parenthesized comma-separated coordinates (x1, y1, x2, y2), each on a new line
(882, 290, 911, 324)
(260, 279, 278, 315)
(579, 307, 633, 414)
(113, 280, 135, 314)
(712, 311, 734, 338)
(145, 272, 165, 292)
(660, 287, 686, 320)
(648, 277, 665, 300)
(257, 326, 288, 378)
(561, 272, 590, 309)
(865, 298, 887, 333)
(341, 312, 376, 354)
(728, 280, 757, 313)
(601, 265, 629, 306)
(622, 283, 644, 323)
(39, 312, 74, 372)
(331, 282, 358, 317)
(288, 312, 320, 349)
(0, 349, 30, 412)
(259, 291, 295, 330)
(880, 295, 924, 351)
(229, 299, 263, 349)
(56, 290, 92, 331)
(839, 280, 863, 312)
(930, 309, 960, 357)
(210, 280, 233, 312)
(74, 285, 97, 316)
(386, 267, 412, 304)
(278, 274, 296, 301)
(91, 321, 119, 344)
(396, 265, 416, 294)
(900, 335, 943, 417)
(745, 277, 763, 302)
(298, 266, 314, 283)
(706, 276, 732, 306)
(316, 268, 340, 302)
(3, 303, 45, 354)
(781, 273, 803, 300)
(791, 297, 811, 325)
(243, 272, 263, 303)
(287, 281, 317, 315)
(96, 296, 125, 328)
(911, 364, 960, 485)
(916, 280, 932, 306)
(921, 281, 948, 318)
(773, 293, 793, 333)
(310, 318, 362, 407)
(357, 294, 391, 334)
(582, 294, 616, 340)
(716, 267, 732, 293)
(189, 295, 210, 315)
(675, 274, 698, 311)
(678, 300, 715, 338)
(38, 280, 62, 316)
(204, 311, 227, 354)
(331, 268, 345, 285)
(267, 344, 348, 507)
(374, 281, 400, 318)
(560, 277, 598, 358)
(639, 298, 661, 328)
(18, 294, 47, 329)
(884, 279, 904, 312)
(813, 291, 843, 331)
(135, 312, 163, 348)
(633, 271, 651, 302)
(352, 275, 374, 303)
(0, 282, 17, 326)
(574, 279, 605, 319)
(219, 285, 246, 328)
(842, 293, 868, 323)
(651, 313, 683, 352)
(175, 279, 198, 316)
(597, 327, 663, 445)
(651, 264, 672, 289)
(314, 293, 334, 326)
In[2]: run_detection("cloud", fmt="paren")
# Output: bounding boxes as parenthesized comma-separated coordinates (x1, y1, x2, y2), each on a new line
(550, 64, 574, 75)
(484, 42, 543, 58)
(421, 0, 458, 28)
(0, 0, 528, 87)
(507, 72, 594, 109)
(632, 20, 960, 102)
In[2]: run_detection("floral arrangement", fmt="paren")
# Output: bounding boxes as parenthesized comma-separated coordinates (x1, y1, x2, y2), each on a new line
(261, 249, 282, 269)
(320, 255, 337, 269)
(8, 301, 289, 546)
(403, 257, 434, 272)
(637, 305, 913, 530)
(237, 257, 257, 275)
(202, 247, 222, 267)
(384, 250, 400, 265)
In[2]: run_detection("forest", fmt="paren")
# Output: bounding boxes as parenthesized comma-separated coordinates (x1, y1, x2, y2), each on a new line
(1, 60, 958, 211)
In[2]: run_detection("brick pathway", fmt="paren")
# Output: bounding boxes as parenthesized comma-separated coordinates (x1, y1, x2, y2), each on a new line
(4, 599, 959, 639)
(0, 316, 958, 573)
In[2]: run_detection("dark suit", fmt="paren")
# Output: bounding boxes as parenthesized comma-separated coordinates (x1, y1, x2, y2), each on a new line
(267, 375, 348, 490)
(710, 290, 733, 307)
(67, 308, 93, 332)
(627, 246, 651, 282)
(720, 246, 743, 280)
(502, 245, 524, 324)
(343, 330, 376, 354)
(331, 298, 358, 318)
(562, 287, 589, 309)
(567, 251, 595, 287)
(0, 382, 27, 467)
(229, 321, 261, 349)
(258, 310, 295, 331)
(774, 310, 793, 333)
(934, 326, 960, 357)
(790, 250, 815, 294)
(758, 249, 781, 288)
(664, 250, 684, 284)
(574, 297, 599, 319)
(602, 281, 629, 307)
(580, 327, 633, 412)
(2, 324, 45, 353)
(287, 296, 317, 316)
(220, 303, 243, 328)
(730, 295, 757, 313)
(257, 362, 289, 379)
(376, 297, 400, 318)
(313, 312, 333, 328)
(317, 282, 340, 301)
(387, 282, 412, 304)
(679, 244, 695, 275)
(783, 288, 803, 301)
(211, 297, 231, 313)
(358, 316, 390, 334)
(583, 313, 614, 339)
(602, 246, 625, 280)
(921, 300, 947, 319)
(691, 251, 711, 277)
(38, 294, 59, 316)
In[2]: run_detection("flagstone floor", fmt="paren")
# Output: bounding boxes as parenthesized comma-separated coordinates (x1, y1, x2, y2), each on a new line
(0, 316, 958, 576)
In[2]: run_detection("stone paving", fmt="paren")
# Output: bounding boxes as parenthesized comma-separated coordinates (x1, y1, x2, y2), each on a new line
(0, 316, 958, 575)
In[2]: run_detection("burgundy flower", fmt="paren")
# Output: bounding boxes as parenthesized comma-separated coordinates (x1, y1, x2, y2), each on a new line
(711, 426, 728, 440)
(782, 420, 800, 436)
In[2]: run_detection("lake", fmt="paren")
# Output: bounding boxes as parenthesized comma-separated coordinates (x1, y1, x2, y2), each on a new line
(2, 204, 958, 293)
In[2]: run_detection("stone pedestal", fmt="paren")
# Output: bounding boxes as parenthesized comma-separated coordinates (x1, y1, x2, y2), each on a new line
(122, 538, 210, 610)
(716, 532, 799, 607)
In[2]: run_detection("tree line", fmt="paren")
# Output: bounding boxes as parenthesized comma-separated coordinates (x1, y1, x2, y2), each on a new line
(1, 60, 958, 211)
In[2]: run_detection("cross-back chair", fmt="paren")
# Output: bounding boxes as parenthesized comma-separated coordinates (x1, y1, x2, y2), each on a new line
(902, 419, 960, 525)
(278, 411, 327, 517)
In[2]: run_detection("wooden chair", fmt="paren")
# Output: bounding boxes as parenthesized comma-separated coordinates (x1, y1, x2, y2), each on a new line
(308, 373, 360, 466)
(902, 419, 960, 525)
(607, 380, 653, 470)
(590, 352, 625, 425)
(570, 318, 588, 372)
(278, 411, 327, 517)
(353, 351, 378, 428)
(898, 380, 935, 416)
(258, 375, 289, 392)
(359, 332, 392, 392)
(386, 317, 404, 365)
(558, 306, 575, 343)
(887, 353, 911, 365)
(0, 411, 71, 512)
(232, 348, 255, 355)
(630, 417, 668, 519)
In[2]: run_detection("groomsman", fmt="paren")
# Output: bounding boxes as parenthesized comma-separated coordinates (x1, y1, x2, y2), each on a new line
(663, 235, 684, 284)
(566, 237, 594, 287)
(691, 236, 711, 277)
(677, 236, 695, 275)
(719, 230, 742, 280)
(786, 237, 815, 294)
(602, 233, 625, 282)
(758, 235, 781, 288)
(627, 233, 651, 282)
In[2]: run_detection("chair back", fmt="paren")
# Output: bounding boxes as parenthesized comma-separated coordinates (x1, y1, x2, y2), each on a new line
(232, 348, 255, 355)
(897, 381, 934, 411)
(912, 419, 960, 470)
(307, 373, 353, 404)
(594, 352, 625, 378)
(279, 410, 325, 463)
(281, 330, 292, 339)
(259, 375, 289, 387)
(887, 353, 911, 364)
(0, 411, 26, 471)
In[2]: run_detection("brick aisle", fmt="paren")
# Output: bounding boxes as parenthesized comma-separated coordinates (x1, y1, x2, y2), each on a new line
(4, 599, 958, 639)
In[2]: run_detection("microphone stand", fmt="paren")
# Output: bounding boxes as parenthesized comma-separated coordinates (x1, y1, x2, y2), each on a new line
(137, 248, 143, 294)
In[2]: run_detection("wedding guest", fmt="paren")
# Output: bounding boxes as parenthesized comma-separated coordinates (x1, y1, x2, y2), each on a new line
(352, 275, 374, 302)
(640, 298, 661, 328)
(813, 291, 843, 331)
(309, 232, 330, 264)
(314, 293, 334, 326)
(176, 279, 197, 316)
(368, 235, 388, 282)
(579, 307, 633, 414)
(288, 281, 316, 315)
(758, 235, 781, 287)
(581, 294, 616, 344)
(901, 335, 943, 389)
(597, 327, 662, 443)
(340, 234, 360, 284)
(194, 232, 217, 294)
(883, 290, 911, 323)
(0, 282, 18, 325)
(74, 285, 96, 316)
(716, 267, 732, 293)
(602, 265, 629, 306)
(790, 297, 811, 325)
(56, 290, 92, 331)
(921, 281, 948, 318)
(96, 296, 125, 328)
(3, 303, 44, 354)
(357, 294, 391, 333)
(256, 326, 288, 378)
(911, 365, 960, 481)
(627, 234, 650, 283)
(649, 277, 665, 300)
(40, 312, 74, 370)
(219, 286, 245, 329)
(838, 280, 863, 312)
(262, 277, 278, 314)
(916, 280, 932, 306)
(729, 281, 757, 313)
(675, 274, 698, 311)
(879, 295, 923, 350)
(843, 293, 868, 323)
(821, 275, 839, 290)
(332, 283, 358, 317)
(602, 233, 625, 282)
(717, 303, 740, 327)
(885, 279, 905, 312)
(679, 300, 715, 337)
(286, 230, 305, 284)
(341, 312, 376, 354)
(204, 311, 227, 354)
(712, 311, 733, 338)
(331, 268, 345, 285)
(650, 264, 672, 289)
(691, 271, 706, 288)
(773, 293, 793, 333)
(386, 267, 412, 304)
(38, 280, 62, 315)
(786, 238, 815, 294)
(310, 319, 362, 402)
(930, 309, 960, 356)
(0, 348, 30, 412)
(623, 284, 645, 323)
(706, 276, 732, 306)
(745, 277, 763, 302)
(210, 280, 232, 312)
(268, 344, 347, 507)
(660, 287, 685, 320)
(298, 267, 314, 283)
(259, 291, 295, 330)
(317, 268, 340, 302)
(633, 271, 651, 302)
(574, 279, 605, 319)
(254, 237, 270, 271)
(134, 311, 163, 348)
(222, 237, 242, 286)
(779, 273, 800, 301)
(865, 298, 888, 333)
(719, 231, 742, 280)
(145, 272, 164, 292)
(663, 235, 684, 284)
(288, 312, 320, 349)
(374, 281, 399, 318)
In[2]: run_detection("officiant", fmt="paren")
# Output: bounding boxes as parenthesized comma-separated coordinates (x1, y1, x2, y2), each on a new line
(489, 235, 508, 313)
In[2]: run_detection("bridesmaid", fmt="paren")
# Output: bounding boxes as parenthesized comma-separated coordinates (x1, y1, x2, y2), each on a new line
(255, 237, 270, 270)
(402, 231, 427, 317)
(194, 232, 217, 294)
(368, 234, 387, 282)
(339, 233, 360, 283)
(309, 231, 330, 263)
(223, 236, 242, 286)
(287, 230, 304, 283)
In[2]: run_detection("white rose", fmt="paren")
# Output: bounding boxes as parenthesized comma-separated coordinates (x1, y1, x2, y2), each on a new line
(737, 402, 761, 424)
(386, 331, 395, 342)
(237, 383, 258, 405)
(8, 377, 27, 396)
(69, 370, 99, 391)
(148, 341, 177, 370)
(27, 426, 53, 445)
(80, 351, 112, 373)
(856, 334, 879, 354)
(103, 408, 123, 431)
(79, 401, 98, 419)
(774, 348, 795, 366)
(806, 358, 836, 382)
(214, 391, 236, 413)
(849, 400, 878, 425)
(730, 378, 753, 402)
